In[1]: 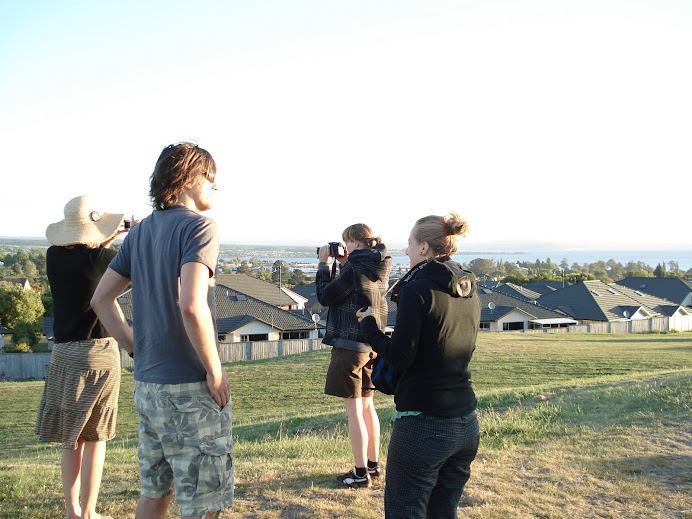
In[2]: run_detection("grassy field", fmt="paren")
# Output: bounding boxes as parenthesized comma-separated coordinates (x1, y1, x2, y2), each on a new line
(1, 332, 691, 518)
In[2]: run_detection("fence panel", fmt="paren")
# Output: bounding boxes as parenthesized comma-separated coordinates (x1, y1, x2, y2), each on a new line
(630, 320, 651, 334)
(610, 322, 630, 334)
(568, 325, 588, 333)
(589, 322, 610, 334)
(219, 343, 247, 364)
(651, 317, 669, 333)
(0, 353, 51, 381)
(669, 315, 692, 332)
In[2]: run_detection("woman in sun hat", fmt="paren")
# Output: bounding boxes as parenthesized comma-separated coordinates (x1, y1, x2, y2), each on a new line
(36, 195, 131, 519)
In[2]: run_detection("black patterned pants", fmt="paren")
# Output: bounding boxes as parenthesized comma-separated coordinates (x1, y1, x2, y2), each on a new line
(385, 411, 480, 519)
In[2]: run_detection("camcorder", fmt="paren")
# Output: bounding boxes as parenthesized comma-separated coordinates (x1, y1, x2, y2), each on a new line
(316, 242, 345, 258)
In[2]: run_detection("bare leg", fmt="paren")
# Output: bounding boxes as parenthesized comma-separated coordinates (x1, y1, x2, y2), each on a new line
(61, 439, 85, 519)
(344, 397, 368, 468)
(136, 495, 171, 519)
(362, 396, 380, 464)
(80, 440, 109, 519)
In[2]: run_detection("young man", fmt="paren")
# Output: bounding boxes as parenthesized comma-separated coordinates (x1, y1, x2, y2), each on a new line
(91, 142, 232, 519)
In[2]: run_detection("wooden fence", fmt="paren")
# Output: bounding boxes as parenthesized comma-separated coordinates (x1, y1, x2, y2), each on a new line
(1, 338, 328, 381)
(524, 315, 692, 334)
(2, 317, 690, 381)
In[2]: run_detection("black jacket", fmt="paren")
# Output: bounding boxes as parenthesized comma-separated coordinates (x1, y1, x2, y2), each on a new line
(316, 244, 392, 352)
(361, 258, 481, 417)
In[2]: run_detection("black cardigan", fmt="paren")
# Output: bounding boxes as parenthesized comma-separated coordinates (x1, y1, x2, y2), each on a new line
(361, 259, 481, 417)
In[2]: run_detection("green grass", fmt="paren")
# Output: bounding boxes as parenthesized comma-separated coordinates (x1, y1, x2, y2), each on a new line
(1, 332, 691, 518)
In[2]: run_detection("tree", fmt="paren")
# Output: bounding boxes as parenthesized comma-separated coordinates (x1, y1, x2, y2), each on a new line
(0, 282, 45, 329)
(289, 269, 307, 286)
(41, 293, 53, 317)
(668, 261, 680, 275)
(654, 263, 667, 278)
(468, 258, 496, 277)
(237, 261, 253, 276)
(11, 320, 40, 348)
(271, 261, 290, 284)
(592, 269, 612, 284)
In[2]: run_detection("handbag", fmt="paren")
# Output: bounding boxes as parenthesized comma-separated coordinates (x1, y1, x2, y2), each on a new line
(370, 355, 399, 395)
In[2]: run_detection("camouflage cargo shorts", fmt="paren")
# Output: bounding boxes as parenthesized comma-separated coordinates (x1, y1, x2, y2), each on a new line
(134, 380, 234, 517)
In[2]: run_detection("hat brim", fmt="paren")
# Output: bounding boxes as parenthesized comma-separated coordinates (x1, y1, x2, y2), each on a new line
(46, 212, 125, 246)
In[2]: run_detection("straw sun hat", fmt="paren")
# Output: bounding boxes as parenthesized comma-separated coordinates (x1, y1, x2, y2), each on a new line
(46, 195, 125, 246)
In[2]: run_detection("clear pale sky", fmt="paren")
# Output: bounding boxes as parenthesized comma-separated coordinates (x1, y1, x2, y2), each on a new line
(1, 0, 690, 250)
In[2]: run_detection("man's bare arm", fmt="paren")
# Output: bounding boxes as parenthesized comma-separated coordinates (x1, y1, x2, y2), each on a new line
(91, 268, 134, 354)
(179, 262, 230, 407)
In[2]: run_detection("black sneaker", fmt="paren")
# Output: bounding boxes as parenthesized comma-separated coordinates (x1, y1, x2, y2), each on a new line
(367, 465, 383, 479)
(336, 468, 372, 488)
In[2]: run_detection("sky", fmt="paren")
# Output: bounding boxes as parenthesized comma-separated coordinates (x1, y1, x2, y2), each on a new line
(1, 0, 691, 251)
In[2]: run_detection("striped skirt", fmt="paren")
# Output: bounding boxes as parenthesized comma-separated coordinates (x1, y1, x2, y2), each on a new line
(35, 338, 121, 450)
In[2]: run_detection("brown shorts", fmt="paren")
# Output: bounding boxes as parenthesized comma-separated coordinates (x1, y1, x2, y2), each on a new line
(324, 347, 374, 398)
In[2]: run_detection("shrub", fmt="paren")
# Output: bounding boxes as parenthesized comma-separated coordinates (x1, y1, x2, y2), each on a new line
(5, 342, 33, 353)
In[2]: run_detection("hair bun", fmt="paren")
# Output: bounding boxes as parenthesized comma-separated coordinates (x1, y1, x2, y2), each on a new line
(444, 212, 469, 238)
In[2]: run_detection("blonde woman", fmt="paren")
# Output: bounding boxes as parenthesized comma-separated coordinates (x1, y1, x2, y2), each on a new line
(357, 212, 481, 518)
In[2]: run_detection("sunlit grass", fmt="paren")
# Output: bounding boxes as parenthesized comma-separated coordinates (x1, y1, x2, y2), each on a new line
(1, 332, 690, 518)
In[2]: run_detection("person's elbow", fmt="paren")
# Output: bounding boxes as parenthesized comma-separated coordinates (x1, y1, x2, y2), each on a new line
(179, 299, 205, 321)
(90, 289, 107, 316)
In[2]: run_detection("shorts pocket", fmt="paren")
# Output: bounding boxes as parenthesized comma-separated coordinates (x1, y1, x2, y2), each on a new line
(196, 436, 233, 493)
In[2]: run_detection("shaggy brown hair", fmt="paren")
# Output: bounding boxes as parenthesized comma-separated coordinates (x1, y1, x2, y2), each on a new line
(149, 142, 216, 210)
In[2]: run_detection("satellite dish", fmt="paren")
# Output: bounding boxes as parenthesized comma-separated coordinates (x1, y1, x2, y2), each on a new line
(623, 310, 630, 318)
(488, 302, 495, 311)
(311, 313, 320, 323)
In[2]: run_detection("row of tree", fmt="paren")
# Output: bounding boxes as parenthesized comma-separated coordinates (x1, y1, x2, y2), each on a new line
(466, 257, 689, 285)
(222, 256, 691, 288)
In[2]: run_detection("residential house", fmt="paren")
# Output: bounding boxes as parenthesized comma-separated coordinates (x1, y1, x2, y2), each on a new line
(537, 279, 689, 322)
(215, 286, 318, 342)
(478, 290, 577, 331)
(0, 277, 31, 290)
(216, 273, 307, 310)
(117, 282, 319, 344)
(614, 277, 692, 307)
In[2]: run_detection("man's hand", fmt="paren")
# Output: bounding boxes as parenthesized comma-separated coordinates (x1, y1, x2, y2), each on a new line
(206, 369, 230, 407)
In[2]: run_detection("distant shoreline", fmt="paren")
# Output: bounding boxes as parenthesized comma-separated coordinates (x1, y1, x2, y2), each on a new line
(2, 238, 691, 270)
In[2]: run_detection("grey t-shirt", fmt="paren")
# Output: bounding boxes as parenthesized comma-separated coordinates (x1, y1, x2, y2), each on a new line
(109, 206, 219, 384)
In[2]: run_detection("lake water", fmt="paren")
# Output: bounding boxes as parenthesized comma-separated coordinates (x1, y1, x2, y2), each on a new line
(259, 250, 692, 272)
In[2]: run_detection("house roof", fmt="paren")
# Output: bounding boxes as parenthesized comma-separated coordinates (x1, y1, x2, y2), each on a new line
(116, 289, 134, 323)
(478, 290, 569, 323)
(614, 277, 692, 306)
(0, 324, 13, 334)
(0, 277, 31, 289)
(115, 285, 316, 333)
(490, 282, 543, 302)
(537, 280, 674, 322)
(215, 286, 316, 333)
(522, 281, 570, 295)
(288, 282, 323, 316)
(216, 273, 306, 308)
(611, 283, 686, 317)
